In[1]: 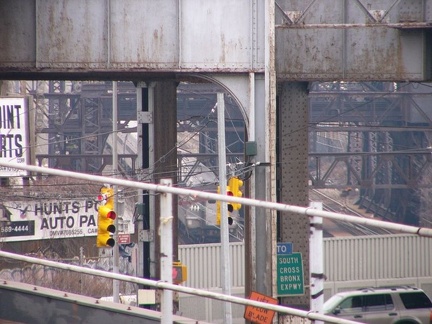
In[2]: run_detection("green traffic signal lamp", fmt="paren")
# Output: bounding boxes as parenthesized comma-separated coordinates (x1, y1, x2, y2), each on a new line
(227, 215, 233, 225)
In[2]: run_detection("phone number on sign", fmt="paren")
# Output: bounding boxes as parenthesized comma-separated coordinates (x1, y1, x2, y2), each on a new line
(0, 221, 35, 237)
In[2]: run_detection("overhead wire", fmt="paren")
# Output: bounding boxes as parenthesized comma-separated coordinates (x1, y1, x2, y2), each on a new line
(21, 82, 424, 197)
(5, 83, 245, 182)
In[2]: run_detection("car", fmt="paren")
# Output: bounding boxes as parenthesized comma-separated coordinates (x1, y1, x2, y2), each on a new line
(321, 286, 432, 324)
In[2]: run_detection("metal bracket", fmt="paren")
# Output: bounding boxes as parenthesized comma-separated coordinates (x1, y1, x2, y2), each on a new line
(311, 272, 327, 280)
(139, 229, 154, 242)
(310, 223, 323, 230)
(137, 111, 153, 124)
(311, 289, 324, 299)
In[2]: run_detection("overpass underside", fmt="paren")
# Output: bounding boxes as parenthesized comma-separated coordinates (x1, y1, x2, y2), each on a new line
(1, 0, 432, 313)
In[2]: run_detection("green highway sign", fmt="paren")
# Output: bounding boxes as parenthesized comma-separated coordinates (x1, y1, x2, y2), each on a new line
(277, 252, 304, 296)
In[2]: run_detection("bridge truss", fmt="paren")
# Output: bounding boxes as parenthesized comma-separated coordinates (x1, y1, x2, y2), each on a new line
(26, 80, 432, 228)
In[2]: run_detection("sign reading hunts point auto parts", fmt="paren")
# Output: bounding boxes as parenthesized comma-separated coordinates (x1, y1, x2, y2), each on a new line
(0, 199, 133, 242)
(0, 97, 30, 177)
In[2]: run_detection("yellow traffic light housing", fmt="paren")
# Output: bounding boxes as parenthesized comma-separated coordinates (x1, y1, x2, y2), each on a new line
(173, 261, 187, 284)
(97, 187, 116, 248)
(216, 190, 221, 226)
(228, 177, 243, 210)
(216, 185, 234, 226)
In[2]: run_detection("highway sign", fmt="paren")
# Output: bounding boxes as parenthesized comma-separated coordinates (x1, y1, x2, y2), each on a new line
(277, 252, 304, 296)
(277, 242, 292, 255)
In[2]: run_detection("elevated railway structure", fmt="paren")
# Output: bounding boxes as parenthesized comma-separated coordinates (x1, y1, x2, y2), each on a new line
(310, 189, 393, 237)
(26, 80, 432, 234)
(1, 0, 432, 312)
(309, 82, 432, 226)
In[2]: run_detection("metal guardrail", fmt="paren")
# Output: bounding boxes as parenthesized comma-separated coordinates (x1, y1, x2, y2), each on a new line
(1, 162, 432, 322)
(2, 162, 432, 238)
(0, 250, 358, 324)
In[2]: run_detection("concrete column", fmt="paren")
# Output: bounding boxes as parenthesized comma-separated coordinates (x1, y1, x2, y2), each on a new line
(153, 81, 179, 279)
(277, 82, 310, 309)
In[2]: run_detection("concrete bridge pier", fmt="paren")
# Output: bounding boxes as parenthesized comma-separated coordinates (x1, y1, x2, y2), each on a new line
(277, 82, 311, 309)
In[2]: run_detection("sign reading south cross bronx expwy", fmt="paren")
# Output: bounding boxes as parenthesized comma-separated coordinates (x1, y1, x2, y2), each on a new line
(0, 97, 30, 177)
(277, 242, 305, 296)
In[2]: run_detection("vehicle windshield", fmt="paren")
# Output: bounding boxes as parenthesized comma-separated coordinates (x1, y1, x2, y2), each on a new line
(322, 295, 345, 314)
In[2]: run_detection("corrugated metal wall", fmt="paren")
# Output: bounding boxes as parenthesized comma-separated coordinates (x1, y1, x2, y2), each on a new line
(324, 234, 432, 281)
(179, 234, 432, 289)
(178, 234, 432, 322)
(179, 242, 245, 289)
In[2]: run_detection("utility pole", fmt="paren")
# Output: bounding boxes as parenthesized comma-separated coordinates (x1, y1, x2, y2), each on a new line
(217, 92, 233, 323)
(112, 81, 120, 303)
(160, 178, 173, 324)
(309, 202, 324, 315)
(136, 83, 152, 284)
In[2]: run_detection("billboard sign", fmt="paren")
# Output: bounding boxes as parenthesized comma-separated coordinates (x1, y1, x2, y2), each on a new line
(0, 199, 134, 242)
(0, 97, 30, 177)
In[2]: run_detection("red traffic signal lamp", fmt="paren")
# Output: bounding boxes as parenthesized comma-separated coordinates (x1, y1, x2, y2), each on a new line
(97, 187, 116, 248)
(172, 261, 187, 284)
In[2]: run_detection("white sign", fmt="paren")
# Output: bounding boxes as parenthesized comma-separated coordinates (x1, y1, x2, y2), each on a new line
(0, 97, 29, 176)
(0, 199, 134, 242)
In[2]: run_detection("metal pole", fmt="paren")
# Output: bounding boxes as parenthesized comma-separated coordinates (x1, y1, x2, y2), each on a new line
(259, 0, 276, 301)
(160, 179, 173, 324)
(112, 81, 120, 303)
(148, 83, 156, 281)
(136, 83, 145, 281)
(309, 202, 324, 318)
(217, 92, 232, 323)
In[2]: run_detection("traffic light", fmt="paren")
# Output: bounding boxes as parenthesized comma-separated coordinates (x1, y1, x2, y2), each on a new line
(228, 176, 243, 210)
(97, 187, 116, 248)
(172, 261, 187, 284)
(226, 186, 234, 225)
(216, 185, 234, 226)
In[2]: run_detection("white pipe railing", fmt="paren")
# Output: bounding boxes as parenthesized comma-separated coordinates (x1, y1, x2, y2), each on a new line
(1, 162, 431, 322)
(2, 162, 432, 237)
(0, 250, 358, 324)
